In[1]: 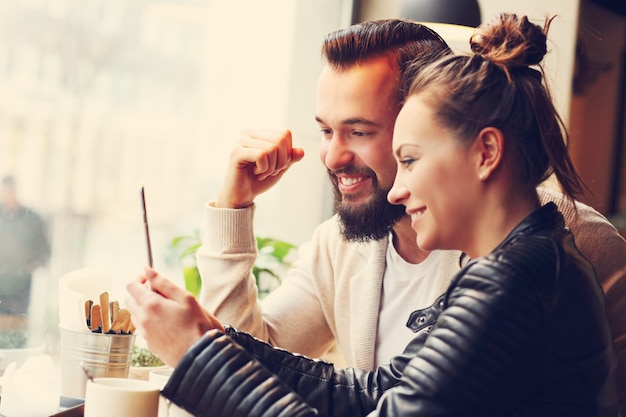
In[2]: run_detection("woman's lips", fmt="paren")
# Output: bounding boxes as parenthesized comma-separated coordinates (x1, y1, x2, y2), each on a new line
(409, 207, 426, 228)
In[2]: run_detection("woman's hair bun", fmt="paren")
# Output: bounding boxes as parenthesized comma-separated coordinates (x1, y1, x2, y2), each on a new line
(469, 13, 548, 68)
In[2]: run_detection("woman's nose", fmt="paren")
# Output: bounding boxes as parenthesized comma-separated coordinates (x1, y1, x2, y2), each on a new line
(388, 178, 408, 205)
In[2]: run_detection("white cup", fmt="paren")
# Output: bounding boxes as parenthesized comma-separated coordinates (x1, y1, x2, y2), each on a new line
(149, 368, 194, 417)
(84, 377, 160, 417)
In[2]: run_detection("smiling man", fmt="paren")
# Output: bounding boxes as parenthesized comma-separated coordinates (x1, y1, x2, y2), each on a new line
(196, 19, 453, 369)
(315, 56, 406, 242)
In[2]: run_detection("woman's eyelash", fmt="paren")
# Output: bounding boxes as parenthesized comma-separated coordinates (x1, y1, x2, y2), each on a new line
(400, 158, 416, 167)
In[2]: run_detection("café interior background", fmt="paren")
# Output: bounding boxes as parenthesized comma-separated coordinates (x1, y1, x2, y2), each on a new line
(0, 0, 624, 357)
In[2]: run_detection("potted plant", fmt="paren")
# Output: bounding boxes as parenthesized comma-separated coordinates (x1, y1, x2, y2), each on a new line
(128, 345, 169, 380)
(0, 327, 45, 372)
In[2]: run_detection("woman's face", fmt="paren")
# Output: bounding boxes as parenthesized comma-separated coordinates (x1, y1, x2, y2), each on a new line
(388, 94, 481, 253)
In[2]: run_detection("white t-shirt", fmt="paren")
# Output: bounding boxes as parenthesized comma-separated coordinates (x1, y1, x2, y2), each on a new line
(375, 238, 444, 367)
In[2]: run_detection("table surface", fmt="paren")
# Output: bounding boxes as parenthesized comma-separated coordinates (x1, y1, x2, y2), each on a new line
(0, 396, 84, 417)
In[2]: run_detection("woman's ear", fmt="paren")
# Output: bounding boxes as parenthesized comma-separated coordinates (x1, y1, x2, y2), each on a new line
(475, 127, 504, 181)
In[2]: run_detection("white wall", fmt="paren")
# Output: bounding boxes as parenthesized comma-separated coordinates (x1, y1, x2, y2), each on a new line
(360, 0, 581, 125)
(249, 1, 354, 245)
(477, 0, 580, 126)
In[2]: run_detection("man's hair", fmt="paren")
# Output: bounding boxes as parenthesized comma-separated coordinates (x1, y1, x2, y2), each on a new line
(322, 19, 452, 106)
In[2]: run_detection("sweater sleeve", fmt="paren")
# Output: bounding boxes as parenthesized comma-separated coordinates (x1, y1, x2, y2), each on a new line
(196, 202, 335, 359)
(196, 202, 262, 333)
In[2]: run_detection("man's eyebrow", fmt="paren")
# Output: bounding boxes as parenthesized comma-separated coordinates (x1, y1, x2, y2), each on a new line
(315, 116, 382, 128)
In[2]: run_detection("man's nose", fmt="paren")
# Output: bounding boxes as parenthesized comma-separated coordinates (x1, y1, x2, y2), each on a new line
(320, 134, 353, 170)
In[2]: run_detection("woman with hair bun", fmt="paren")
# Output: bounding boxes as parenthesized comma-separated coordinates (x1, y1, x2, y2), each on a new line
(125, 13, 619, 417)
(382, 12, 619, 416)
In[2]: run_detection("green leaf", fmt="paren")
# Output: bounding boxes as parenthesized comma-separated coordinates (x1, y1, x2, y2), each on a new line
(131, 346, 165, 367)
(0, 330, 28, 349)
(269, 241, 296, 260)
(183, 266, 202, 298)
(179, 243, 201, 261)
(170, 233, 295, 297)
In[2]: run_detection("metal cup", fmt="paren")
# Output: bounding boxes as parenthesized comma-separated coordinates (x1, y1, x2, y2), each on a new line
(59, 326, 136, 398)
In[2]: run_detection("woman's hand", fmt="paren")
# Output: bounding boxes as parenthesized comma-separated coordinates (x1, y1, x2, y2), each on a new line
(126, 267, 224, 367)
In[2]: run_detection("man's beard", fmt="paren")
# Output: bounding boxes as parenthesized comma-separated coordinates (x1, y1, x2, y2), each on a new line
(329, 168, 406, 242)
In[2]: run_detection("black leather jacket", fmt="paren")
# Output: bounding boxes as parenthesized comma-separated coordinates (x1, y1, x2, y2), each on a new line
(163, 203, 619, 417)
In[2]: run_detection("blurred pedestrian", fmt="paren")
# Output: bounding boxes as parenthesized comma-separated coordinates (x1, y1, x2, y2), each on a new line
(0, 175, 51, 316)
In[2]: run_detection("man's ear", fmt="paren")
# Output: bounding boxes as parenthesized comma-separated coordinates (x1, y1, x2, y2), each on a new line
(474, 127, 504, 181)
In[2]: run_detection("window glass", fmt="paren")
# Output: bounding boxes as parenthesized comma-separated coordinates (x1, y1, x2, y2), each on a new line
(0, 0, 346, 370)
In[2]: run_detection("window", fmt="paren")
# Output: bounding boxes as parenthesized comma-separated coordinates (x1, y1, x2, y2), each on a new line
(0, 0, 348, 368)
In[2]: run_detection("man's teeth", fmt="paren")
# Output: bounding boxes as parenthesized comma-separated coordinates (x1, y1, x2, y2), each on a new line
(340, 177, 365, 186)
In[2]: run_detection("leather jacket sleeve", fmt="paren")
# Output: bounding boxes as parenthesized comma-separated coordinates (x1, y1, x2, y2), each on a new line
(162, 326, 419, 417)
(162, 330, 319, 417)
(225, 327, 422, 416)
(163, 297, 443, 417)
